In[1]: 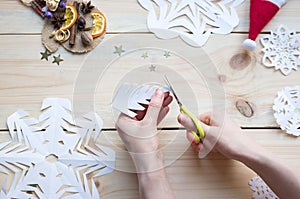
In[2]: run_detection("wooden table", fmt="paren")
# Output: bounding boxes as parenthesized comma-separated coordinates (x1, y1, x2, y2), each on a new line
(1, 0, 300, 198)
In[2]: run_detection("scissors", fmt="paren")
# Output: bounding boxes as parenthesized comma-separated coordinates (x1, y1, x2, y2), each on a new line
(164, 76, 205, 144)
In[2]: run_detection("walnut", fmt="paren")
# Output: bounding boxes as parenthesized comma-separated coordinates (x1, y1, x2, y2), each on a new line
(81, 32, 93, 46)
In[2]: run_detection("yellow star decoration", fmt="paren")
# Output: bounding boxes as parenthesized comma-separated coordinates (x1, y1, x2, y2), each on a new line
(149, 65, 156, 72)
(164, 51, 171, 58)
(114, 45, 125, 56)
(52, 54, 64, 66)
(141, 52, 148, 59)
(40, 50, 51, 61)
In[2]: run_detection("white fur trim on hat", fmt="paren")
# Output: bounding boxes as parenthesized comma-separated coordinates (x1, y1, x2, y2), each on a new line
(243, 39, 257, 51)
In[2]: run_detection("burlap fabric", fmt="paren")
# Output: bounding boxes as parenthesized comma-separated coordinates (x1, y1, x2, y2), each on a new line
(22, 0, 105, 54)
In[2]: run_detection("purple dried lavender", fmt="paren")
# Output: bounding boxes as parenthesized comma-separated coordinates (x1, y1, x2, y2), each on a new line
(59, 0, 67, 8)
(45, 11, 53, 18)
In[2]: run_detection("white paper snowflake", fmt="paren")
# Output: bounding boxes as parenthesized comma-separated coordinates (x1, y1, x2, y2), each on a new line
(260, 25, 300, 76)
(273, 86, 300, 136)
(112, 83, 170, 118)
(138, 0, 245, 47)
(0, 98, 115, 199)
(249, 176, 279, 199)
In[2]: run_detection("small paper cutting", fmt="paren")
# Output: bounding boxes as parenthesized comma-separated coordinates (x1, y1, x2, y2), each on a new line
(1, 98, 115, 199)
(138, 0, 245, 47)
(260, 25, 300, 76)
(249, 176, 279, 199)
(273, 86, 300, 136)
(112, 83, 170, 118)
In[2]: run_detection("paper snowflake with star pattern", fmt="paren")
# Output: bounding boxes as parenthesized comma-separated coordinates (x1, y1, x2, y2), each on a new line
(0, 98, 115, 199)
(261, 25, 300, 76)
(138, 0, 245, 47)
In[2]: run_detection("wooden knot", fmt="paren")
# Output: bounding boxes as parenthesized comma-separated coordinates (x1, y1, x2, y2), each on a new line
(218, 74, 226, 83)
(235, 99, 254, 118)
(95, 181, 100, 188)
(230, 53, 251, 70)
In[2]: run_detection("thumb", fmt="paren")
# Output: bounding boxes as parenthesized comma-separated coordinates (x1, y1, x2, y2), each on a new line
(178, 113, 219, 158)
(144, 89, 164, 122)
(115, 113, 134, 131)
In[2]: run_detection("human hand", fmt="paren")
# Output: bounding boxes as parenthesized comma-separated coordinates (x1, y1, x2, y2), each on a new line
(178, 111, 259, 160)
(116, 89, 172, 154)
(116, 89, 175, 196)
(116, 89, 172, 172)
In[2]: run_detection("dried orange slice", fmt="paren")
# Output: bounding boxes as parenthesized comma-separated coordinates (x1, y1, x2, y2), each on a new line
(91, 11, 106, 38)
(61, 4, 78, 31)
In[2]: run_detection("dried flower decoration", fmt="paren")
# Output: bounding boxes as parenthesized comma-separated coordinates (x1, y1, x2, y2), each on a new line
(46, 0, 60, 11)
(51, 14, 66, 29)
(45, 11, 53, 18)
(18, 0, 107, 54)
(81, 1, 94, 14)
(77, 16, 86, 30)
(59, 0, 67, 8)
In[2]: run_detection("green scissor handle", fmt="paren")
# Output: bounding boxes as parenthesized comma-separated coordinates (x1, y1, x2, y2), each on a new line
(180, 104, 205, 144)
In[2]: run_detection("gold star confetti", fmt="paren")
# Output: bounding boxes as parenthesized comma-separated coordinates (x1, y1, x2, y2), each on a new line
(141, 52, 148, 59)
(164, 51, 171, 58)
(40, 50, 51, 61)
(114, 45, 125, 56)
(52, 54, 64, 66)
(149, 65, 156, 72)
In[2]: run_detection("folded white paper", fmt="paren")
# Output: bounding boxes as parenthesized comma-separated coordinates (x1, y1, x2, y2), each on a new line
(1, 98, 115, 199)
(261, 25, 300, 76)
(249, 176, 279, 199)
(273, 86, 300, 136)
(138, 0, 245, 47)
(112, 83, 170, 118)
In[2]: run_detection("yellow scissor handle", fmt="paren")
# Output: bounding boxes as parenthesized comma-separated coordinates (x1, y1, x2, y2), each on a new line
(180, 104, 205, 144)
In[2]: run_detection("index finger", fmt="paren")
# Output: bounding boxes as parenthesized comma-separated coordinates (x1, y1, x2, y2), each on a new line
(178, 113, 208, 133)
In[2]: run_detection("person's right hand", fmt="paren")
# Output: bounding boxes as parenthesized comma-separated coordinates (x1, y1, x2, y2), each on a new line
(178, 111, 259, 160)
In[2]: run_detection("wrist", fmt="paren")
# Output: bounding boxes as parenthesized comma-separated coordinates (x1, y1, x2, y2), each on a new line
(138, 168, 168, 184)
(137, 166, 175, 199)
(130, 151, 164, 173)
(235, 143, 270, 167)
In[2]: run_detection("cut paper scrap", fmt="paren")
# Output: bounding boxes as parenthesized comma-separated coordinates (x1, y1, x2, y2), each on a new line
(273, 86, 300, 136)
(1, 98, 115, 199)
(138, 0, 245, 47)
(112, 83, 170, 118)
(249, 176, 279, 199)
(260, 25, 300, 76)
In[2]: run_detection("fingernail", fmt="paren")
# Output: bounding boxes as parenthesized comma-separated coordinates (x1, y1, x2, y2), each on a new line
(156, 89, 163, 98)
(191, 132, 200, 144)
(179, 114, 187, 123)
(191, 137, 196, 144)
(187, 133, 197, 144)
(188, 136, 196, 144)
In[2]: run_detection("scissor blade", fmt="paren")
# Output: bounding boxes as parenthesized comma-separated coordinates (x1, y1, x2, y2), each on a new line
(164, 75, 182, 106)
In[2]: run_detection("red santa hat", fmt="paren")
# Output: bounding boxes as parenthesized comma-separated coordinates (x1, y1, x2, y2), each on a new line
(243, 0, 288, 51)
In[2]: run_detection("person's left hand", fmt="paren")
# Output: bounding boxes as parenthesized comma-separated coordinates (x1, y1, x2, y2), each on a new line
(115, 89, 172, 154)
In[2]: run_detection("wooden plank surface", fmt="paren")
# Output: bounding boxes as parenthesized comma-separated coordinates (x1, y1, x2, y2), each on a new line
(1, 0, 300, 198)
(1, 0, 300, 34)
(1, 129, 300, 198)
(0, 34, 300, 129)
